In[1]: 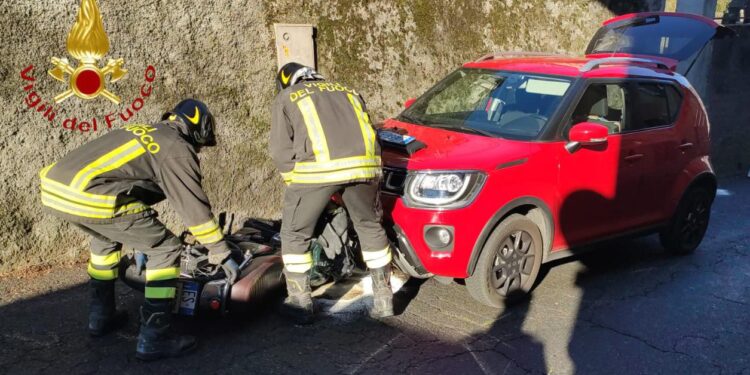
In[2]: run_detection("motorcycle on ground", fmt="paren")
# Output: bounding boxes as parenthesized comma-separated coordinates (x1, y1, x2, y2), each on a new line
(118, 202, 361, 317)
(118, 128, 427, 317)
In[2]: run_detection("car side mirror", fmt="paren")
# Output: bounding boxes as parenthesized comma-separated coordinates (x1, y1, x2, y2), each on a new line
(566, 122, 609, 153)
(404, 98, 417, 109)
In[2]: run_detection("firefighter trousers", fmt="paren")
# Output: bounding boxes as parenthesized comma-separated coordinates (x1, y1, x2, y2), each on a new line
(280, 180, 391, 274)
(73, 214, 183, 301)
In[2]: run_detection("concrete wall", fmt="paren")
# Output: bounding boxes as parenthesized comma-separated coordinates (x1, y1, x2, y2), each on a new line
(0, 0, 656, 274)
(676, 0, 718, 17)
(701, 25, 750, 176)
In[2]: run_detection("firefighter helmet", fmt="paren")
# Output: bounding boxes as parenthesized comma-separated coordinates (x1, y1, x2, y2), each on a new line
(163, 99, 216, 147)
(276, 62, 324, 91)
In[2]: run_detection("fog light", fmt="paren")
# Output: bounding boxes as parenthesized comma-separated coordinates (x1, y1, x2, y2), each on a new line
(424, 225, 455, 252)
(437, 228, 452, 245)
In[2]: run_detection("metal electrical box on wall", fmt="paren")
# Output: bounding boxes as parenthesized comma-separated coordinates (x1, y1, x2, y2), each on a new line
(274, 24, 317, 70)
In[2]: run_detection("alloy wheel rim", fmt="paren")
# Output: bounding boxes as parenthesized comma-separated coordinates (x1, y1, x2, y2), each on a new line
(680, 197, 709, 248)
(491, 230, 535, 296)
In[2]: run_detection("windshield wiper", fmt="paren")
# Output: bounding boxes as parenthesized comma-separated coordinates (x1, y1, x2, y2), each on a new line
(427, 123, 495, 137)
(398, 113, 425, 125)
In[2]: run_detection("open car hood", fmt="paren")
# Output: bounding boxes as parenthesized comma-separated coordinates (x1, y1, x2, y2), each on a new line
(585, 12, 734, 74)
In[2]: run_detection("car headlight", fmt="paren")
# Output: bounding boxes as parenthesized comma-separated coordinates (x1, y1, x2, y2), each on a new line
(404, 171, 486, 209)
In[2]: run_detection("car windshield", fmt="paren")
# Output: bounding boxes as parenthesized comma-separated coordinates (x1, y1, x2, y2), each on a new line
(399, 69, 572, 139)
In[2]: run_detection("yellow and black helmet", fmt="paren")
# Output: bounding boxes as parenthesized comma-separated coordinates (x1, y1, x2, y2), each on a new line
(276, 62, 324, 91)
(163, 99, 216, 147)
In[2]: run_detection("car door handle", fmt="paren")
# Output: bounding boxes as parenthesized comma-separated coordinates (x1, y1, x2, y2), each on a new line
(678, 142, 694, 151)
(624, 153, 644, 162)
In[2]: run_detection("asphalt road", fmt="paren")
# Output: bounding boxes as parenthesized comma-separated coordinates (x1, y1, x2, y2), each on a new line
(2, 177, 749, 375)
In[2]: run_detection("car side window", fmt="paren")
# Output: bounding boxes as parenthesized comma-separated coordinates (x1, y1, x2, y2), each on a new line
(569, 83, 628, 135)
(665, 85, 683, 123)
(628, 82, 675, 131)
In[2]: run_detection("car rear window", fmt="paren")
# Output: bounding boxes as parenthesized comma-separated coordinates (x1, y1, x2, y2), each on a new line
(587, 15, 717, 62)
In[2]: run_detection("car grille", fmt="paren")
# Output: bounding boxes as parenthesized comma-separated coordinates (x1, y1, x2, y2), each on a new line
(381, 167, 407, 196)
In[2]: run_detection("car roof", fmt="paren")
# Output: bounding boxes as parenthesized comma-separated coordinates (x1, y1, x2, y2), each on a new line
(462, 54, 683, 82)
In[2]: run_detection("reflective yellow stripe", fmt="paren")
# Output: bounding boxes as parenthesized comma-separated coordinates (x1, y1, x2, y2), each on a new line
(70, 139, 146, 191)
(362, 247, 391, 261)
(195, 228, 224, 244)
(297, 96, 330, 162)
(283, 252, 313, 273)
(39, 164, 55, 178)
(88, 263, 117, 280)
(290, 166, 381, 184)
(39, 153, 148, 220)
(114, 202, 149, 216)
(347, 93, 376, 157)
(293, 156, 381, 173)
(281, 172, 293, 183)
(40, 164, 120, 208)
(42, 197, 114, 219)
(189, 219, 224, 244)
(90, 251, 121, 266)
(42, 191, 149, 219)
(363, 247, 392, 269)
(189, 219, 220, 235)
(193, 224, 221, 237)
(282, 253, 313, 265)
(285, 263, 313, 273)
(145, 287, 176, 299)
(43, 192, 115, 215)
(42, 181, 116, 208)
(145, 267, 181, 281)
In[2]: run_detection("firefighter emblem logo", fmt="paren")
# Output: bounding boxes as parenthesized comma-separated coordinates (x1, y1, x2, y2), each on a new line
(48, 0, 127, 104)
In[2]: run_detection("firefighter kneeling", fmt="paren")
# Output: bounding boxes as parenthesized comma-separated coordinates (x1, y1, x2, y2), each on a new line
(39, 99, 238, 360)
(270, 63, 394, 324)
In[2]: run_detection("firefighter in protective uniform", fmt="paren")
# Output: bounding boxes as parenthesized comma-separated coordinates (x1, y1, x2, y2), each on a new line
(270, 62, 394, 324)
(39, 99, 239, 361)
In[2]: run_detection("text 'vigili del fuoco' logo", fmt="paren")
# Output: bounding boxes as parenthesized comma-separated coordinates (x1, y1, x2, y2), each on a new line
(19, 0, 157, 132)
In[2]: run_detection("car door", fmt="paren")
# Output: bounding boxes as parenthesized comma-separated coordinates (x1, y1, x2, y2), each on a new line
(621, 80, 683, 227)
(557, 81, 644, 247)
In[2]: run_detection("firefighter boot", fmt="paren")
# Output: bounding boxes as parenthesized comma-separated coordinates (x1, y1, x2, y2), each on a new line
(279, 271, 314, 325)
(135, 300, 197, 361)
(370, 265, 394, 319)
(88, 279, 128, 337)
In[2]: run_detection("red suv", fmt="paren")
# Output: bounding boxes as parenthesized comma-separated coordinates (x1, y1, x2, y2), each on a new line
(380, 13, 730, 307)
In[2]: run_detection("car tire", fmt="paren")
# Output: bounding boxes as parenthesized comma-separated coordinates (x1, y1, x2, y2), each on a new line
(659, 186, 713, 255)
(466, 214, 543, 308)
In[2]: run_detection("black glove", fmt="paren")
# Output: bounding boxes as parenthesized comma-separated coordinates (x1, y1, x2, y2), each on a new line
(208, 250, 240, 284)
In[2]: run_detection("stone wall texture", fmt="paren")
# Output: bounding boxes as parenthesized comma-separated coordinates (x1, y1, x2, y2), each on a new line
(0, 0, 658, 274)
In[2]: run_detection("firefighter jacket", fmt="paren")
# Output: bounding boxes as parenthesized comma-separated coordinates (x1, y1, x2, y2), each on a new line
(270, 80, 381, 185)
(39, 120, 229, 253)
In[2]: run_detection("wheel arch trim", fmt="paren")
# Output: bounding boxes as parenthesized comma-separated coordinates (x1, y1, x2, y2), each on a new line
(466, 196, 554, 276)
(668, 172, 718, 219)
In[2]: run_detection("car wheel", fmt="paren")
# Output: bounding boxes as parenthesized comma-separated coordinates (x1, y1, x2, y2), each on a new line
(466, 214, 543, 308)
(660, 186, 713, 255)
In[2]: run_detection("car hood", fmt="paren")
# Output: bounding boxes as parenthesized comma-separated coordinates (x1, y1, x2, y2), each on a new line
(380, 118, 541, 171)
